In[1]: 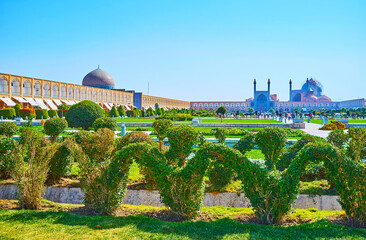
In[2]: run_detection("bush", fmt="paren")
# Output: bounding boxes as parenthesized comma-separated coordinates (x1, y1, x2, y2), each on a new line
(320, 121, 347, 130)
(152, 119, 173, 151)
(48, 110, 58, 118)
(19, 108, 36, 120)
(0, 136, 19, 178)
(65, 100, 105, 130)
(0, 122, 18, 137)
(116, 125, 209, 219)
(126, 110, 135, 117)
(57, 109, 68, 118)
(214, 128, 227, 144)
(109, 106, 119, 117)
(47, 138, 77, 184)
(0, 108, 16, 119)
(117, 106, 125, 117)
(233, 131, 255, 154)
(14, 104, 21, 117)
(327, 129, 348, 149)
(44, 118, 68, 143)
(157, 113, 193, 121)
(35, 109, 49, 119)
(12, 128, 56, 210)
(93, 117, 117, 132)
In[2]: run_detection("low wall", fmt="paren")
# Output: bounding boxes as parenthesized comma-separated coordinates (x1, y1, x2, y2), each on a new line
(0, 184, 341, 211)
(348, 123, 366, 128)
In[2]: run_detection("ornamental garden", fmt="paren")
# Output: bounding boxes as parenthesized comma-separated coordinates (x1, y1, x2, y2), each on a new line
(0, 100, 365, 239)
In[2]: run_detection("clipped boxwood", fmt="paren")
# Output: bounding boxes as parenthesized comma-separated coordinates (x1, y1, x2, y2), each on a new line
(35, 109, 49, 119)
(93, 117, 117, 131)
(19, 108, 36, 120)
(0, 108, 16, 119)
(48, 110, 58, 118)
(0, 122, 18, 138)
(126, 110, 135, 117)
(65, 100, 105, 130)
(44, 118, 68, 142)
(109, 106, 119, 117)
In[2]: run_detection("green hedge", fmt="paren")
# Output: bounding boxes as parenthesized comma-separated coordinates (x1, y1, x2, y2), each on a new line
(48, 110, 58, 118)
(35, 109, 49, 119)
(0, 108, 15, 119)
(19, 108, 36, 119)
(65, 100, 105, 130)
(126, 110, 135, 117)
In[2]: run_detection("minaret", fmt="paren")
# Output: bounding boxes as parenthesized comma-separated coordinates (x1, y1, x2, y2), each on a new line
(267, 78, 271, 110)
(289, 79, 292, 101)
(253, 79, 257, 97)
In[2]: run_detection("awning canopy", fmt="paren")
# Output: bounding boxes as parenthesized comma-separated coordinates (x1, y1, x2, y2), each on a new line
(23, 97, 39, 106)
(60, 99, 72, 105)
(34, 98, 49, 110)
(53, 100, 62, 106)
(103, 102, 112, 110)
(44, 99, 58, 110)
(124, 105, 131, 111)
(68, 100, 76, 105)
(12, 96, 27, 103)
(0, 98, 16, 107)
(108, 103, 114, 109)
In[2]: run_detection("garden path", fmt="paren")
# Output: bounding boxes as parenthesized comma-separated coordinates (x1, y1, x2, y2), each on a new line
(301, 122, 330, 138)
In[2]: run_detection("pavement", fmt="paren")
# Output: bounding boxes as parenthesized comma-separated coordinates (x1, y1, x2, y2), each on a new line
(300, 122, 330, 138)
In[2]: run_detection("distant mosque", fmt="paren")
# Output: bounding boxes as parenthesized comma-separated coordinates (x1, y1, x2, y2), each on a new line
(191, 78, 365, 112)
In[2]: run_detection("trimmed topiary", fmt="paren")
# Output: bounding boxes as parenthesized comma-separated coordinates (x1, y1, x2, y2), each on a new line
(0, 108, 16, 119)
(65, 100, 105, 130)
(19, 108, 36, 120)
(152, 119, 174, 151)
(0, 122, 18, 138)
(44, 118, 68, 143)
(14, 104, 21, 117)
(109, 106, 119, 117)
(35, 109, 49, 119)
(48, 110, 58, 118)
(93, 117, 117, 131)
(117, 106, 125, 117)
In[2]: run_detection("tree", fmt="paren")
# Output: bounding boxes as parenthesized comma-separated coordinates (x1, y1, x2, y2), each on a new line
(147, 107, 154, 117)
(155, 103, 159, 110)
(156, 107, 162, 116)
(14, 104, 21, 117)
(117, 106, 125, 117)
(269, 108, 275, 114)
(65, 100, 105, 130)
(44, 118, 68, 143)
(294, 106, 301, 114)
(58, 104, 70, 118)
(109, 106, 119, 117)
(247, 107, 254, 114)
(216, 106, 226, 116)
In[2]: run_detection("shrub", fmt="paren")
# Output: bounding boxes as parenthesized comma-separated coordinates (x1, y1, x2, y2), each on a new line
(109, 106, 119, 117)
(35, 109, 49, 119)
(147, 107, 154, 116)
(156, 107, 162, 116)
(14, 104, 21, 117)
(157, 113, 193, 121)
(48, 110, 58, 118)
(117, 106, 125, 117)
(327, 129, 348, 149)
(117, 125, 210, 219)
(57, 109, 68, 118)
(216, 106, 226, 115)
(0, 108, 16, 119)
(152, 119, 173, 151)
(65, 100, 105, 130)
(0, 122, 18, 137)
(0, 136, 19, 178)
(214, 128, 227, 144)
(44, 118, 68, 143)
(126, 110, 135, 117)
(233, 130, 255, 154)
(47, 138, 77, 184)
(19, 108, 36, 120)
(93, 117, 117, 131)
(320, 121, 347, 130)
(12, 128, 56, 210)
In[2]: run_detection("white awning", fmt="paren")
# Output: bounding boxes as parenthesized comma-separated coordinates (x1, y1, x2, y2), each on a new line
(24, 97, 39, 106)
(103, 102, 112, 110)
(34, 98, 49, 110)
(68, 100, 76, 105)
(108, 103, 114, 108)
(12, 96, 27, 103)
(0, 98, 16, 107)
(44, 99, 58, 110)
(61, 99, 72, 105)
(53, 99, 63, 106)
(124, 105, 131, 111)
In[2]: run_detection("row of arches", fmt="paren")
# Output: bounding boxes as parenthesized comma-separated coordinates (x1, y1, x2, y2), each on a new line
(0, 77, 132, 103)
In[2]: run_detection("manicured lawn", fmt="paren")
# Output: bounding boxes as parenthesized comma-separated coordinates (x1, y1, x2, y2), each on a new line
(349, 119, 366, 123)
(310, 119, 322, 124)
(1, 202, 365, 239)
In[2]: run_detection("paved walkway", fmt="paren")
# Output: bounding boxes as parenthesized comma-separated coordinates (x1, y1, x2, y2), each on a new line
(301, 122, 330, 138)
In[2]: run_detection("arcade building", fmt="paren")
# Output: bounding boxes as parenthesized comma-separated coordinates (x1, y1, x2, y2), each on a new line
(0, 68, 190, 111)
(190, 78, 366, 113)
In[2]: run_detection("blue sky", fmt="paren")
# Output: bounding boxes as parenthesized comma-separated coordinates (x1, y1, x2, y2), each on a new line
(0, 0, 365, 101)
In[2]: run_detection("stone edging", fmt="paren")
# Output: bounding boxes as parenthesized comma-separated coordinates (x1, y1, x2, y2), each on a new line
(0, 184, 341, 211)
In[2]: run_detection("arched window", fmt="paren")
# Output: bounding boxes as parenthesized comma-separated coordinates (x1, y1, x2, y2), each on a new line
(23, 80, 31, 95)
(204, 103, 208, 107)
(220, 103, 224, 106)
(199, 103, 202, 107)
(98, 91, 102, 101)
(52, 84, 59, 97)
(87, 90, 91, 100)
(215, 103, 218, 107)
(93, 91, 97, 101)
(44, 83, 51, 97)
(34, 82, 42, 96)
(61, 85, 67, 98)
(68, 86, 74, 99)
(0, 77, 9, 93)
(11, 78, 21, 94)
(104, 92, 107, 101)
(225, 103, 229, 107)
(75, 88, 80, 99)
(241, 103, 245, 107)
(81, 89, 86, 99)
(209, 103, 213, 107)
(193, 103, 197, 107)
(108, 92, 111, 101)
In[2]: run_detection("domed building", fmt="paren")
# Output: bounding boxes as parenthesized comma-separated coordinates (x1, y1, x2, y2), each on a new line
(82, 67, 115, 90)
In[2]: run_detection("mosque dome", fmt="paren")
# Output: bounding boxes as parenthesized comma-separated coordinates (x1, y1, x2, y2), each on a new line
(82, 67, 115, 90)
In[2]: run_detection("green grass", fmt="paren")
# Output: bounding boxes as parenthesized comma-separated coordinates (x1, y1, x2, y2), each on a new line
(0, 206, 364, 239)
(201, 118, 280, 123)
(349, 119, 366, 123)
